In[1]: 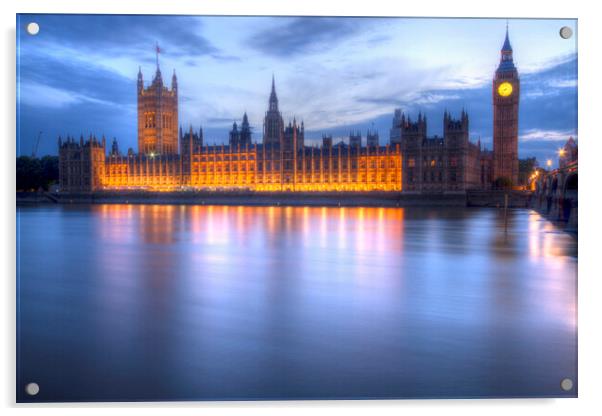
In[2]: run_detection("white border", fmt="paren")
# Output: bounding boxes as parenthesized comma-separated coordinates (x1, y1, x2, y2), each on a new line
(3, 0, 601, 415)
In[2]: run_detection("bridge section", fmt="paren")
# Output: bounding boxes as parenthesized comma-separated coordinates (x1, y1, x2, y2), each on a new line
(532, 161, 577, 232)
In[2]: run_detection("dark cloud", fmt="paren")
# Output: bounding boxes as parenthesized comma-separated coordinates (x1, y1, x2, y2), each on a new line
(19, 14, 220, 59)
(248, 17, 365, 57)
(19, 52, 134, 107)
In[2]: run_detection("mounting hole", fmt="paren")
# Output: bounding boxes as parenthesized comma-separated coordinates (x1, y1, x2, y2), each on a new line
(560, 378, 574, 391)
(559, 26, 573, 39)
(26, 22, 40, 35)
(25, 382, 39, 396)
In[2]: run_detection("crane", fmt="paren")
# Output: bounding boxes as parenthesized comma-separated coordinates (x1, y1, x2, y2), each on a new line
(31, 131, 42, 158)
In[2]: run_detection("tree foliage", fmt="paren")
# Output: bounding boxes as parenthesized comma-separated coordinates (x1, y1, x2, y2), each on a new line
(16, 156, 59, 191)
(493, 176, 513, 190)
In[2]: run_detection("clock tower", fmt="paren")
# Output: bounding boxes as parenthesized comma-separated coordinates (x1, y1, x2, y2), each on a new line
(493, 25, 520, 186)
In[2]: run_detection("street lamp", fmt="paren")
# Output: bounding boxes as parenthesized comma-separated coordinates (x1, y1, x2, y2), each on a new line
(558, 148, 566, 158)
(546, 159, 552, 168)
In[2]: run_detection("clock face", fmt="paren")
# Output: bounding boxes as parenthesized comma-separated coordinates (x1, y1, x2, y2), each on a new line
(498, 81, 513, 97)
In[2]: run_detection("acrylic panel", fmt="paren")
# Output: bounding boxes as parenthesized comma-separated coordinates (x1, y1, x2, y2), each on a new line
(16, 14, 578, 402)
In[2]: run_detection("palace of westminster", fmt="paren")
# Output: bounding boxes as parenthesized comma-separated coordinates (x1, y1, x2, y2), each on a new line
(59, 30, 521, 193)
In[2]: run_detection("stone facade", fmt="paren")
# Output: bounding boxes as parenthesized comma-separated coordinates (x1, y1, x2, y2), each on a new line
(396, 111, 492, 193)
(58, 135, 107, 192)
(59, 77, 402, 192)
(137, 65, 178, 156)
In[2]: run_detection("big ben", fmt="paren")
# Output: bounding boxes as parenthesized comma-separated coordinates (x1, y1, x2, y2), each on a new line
(493, 26, 520, 186)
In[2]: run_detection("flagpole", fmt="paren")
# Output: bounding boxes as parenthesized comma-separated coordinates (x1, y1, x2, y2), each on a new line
(156, 42, 160, 69)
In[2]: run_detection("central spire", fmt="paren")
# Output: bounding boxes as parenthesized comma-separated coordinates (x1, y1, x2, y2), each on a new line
(269, 74, 279, 112)
(502, 21, 512, 52)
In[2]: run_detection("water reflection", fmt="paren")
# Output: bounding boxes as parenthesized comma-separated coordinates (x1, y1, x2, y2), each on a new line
(17, 205, 577, 401)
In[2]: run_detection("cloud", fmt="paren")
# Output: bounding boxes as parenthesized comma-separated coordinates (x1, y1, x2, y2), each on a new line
(356, 91, 460, 108)
(547, 78, 577, 88)
(520, 129, 577, 142)
(18, 51, 135, 109)
(20, 14, 219, 59)
(19, 83, 79, 108)
(19, 82, 118, 108)
(248, 17, 365, 57)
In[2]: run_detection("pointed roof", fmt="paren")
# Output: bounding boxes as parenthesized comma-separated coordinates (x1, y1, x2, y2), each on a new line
(242, 112, 250, 129)
(502, 23, 512, 52)
(496, 23, 517, 74)
(269, 74, 278, 103)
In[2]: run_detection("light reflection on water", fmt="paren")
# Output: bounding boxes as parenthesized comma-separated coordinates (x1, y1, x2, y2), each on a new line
(17, 205, 577, 402)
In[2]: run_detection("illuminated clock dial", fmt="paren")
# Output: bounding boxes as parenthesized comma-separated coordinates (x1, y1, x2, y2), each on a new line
(498, 81, 513, 97)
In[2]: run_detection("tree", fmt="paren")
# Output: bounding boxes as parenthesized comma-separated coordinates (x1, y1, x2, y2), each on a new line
(16, 155, 59, 191)
(493, 176, 513, 190)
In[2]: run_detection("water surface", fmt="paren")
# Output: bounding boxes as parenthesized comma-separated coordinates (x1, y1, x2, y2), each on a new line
(17, 205, 577, 401)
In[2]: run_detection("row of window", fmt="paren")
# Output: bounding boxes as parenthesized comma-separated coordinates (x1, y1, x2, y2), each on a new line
(196, 156, 254, 162)
(143, 112, 175, 129)
(406, 170, 459, 183)
(407, 157, 459, 168)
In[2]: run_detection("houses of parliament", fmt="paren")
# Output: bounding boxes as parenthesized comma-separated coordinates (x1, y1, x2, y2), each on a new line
(59, 29, 520, 193)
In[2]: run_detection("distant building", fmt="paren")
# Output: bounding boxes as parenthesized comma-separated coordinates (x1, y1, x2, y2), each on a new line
(559, 136, 578, 168)
(518, 157, 538, 187)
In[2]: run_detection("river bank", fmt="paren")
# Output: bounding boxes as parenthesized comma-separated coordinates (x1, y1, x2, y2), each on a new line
(17, 190, 533, 208)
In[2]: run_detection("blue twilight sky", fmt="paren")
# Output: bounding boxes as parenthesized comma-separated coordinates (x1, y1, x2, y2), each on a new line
(16, 15, 577, 165)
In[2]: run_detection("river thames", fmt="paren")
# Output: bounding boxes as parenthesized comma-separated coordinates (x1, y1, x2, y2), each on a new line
(16, 204, 577, 401)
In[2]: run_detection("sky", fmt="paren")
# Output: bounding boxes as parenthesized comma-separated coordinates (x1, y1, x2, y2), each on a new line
(16, 15, 577, 166)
